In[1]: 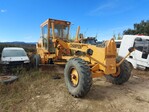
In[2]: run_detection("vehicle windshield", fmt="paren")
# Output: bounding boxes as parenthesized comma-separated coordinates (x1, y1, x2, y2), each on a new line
(54, 24, 69, 39)
(2, 49, 27, 57)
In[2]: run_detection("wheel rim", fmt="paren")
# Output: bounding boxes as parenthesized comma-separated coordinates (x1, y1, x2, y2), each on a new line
(111, 67, 120, 77)
(70, 68, 79, 86)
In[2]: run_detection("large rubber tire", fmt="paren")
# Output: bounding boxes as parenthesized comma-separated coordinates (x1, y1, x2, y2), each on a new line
(105, 56, 132, 85)
(64, 58, 92, 98)
(33, 54, 41, 69)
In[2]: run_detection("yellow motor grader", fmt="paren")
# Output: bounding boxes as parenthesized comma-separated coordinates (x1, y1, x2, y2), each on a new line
(34, 18, 134, 98)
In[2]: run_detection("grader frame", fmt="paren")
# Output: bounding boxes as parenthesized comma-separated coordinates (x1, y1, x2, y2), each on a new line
(35, 18, 134, 97)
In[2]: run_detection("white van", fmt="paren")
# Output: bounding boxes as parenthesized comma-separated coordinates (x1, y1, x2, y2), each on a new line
(1, 47, 30, 66)
(118, 35, 149, 70)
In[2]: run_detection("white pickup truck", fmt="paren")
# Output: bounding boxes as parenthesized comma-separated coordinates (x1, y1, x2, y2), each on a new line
(118, 35, 149, 70)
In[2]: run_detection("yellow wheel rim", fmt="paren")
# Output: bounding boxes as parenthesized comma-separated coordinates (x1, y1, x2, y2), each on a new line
(71, 68, 79, 86)
(112, 67, 120, 77)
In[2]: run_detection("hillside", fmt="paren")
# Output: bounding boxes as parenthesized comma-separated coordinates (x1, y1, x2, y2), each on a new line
(0, 42, 36, 55)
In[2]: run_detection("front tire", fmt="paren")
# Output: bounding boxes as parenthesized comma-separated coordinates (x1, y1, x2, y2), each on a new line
(105, 56, 132, 85)
(64, 58, 92, 98)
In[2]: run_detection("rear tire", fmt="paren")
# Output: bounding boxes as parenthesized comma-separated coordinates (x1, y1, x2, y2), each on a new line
(64, 58, 92, 98)
(105, 56, 132, 85)
(33, 54, 41, 69)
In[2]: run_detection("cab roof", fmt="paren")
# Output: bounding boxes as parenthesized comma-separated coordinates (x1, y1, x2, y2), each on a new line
(40, 18, 71, 27)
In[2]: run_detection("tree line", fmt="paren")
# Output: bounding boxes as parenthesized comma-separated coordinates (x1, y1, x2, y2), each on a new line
(123, 20, 149, 36)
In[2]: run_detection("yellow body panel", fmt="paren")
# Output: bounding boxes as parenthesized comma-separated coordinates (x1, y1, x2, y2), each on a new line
(36, 18, 125, 78)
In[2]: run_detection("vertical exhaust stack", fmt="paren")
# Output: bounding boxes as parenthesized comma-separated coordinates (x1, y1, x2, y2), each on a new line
(75, 26, 80, 42)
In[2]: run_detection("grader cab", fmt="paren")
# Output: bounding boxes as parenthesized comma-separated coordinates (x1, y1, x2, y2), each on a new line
(35, 19, 71, 64)
(34, 18, 134, 98)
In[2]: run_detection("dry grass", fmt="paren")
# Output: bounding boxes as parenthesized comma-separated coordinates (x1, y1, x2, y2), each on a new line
(0, 69, 60, 112)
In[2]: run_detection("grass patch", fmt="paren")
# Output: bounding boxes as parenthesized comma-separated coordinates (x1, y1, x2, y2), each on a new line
(0, 69, 59, 112)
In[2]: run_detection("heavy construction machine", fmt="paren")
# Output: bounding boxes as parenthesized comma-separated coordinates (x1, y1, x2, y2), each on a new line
(34, 18, 134, 98)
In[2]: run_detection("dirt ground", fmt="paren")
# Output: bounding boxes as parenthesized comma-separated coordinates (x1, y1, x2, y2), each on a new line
(21, 68, 149, 112)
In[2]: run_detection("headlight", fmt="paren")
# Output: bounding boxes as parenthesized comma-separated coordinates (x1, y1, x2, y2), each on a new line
(2, 61, 9, 64)
(24, 60, 30, 63)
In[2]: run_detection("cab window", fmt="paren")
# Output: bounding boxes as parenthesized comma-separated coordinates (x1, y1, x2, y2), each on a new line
(42, 25, 48, 38)
(54, 24, 68, 39)
(135, 38, 149, 53)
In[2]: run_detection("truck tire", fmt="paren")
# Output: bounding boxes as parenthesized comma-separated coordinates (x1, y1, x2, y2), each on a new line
(64, 58, 92, 98)
(33, 54, 41, 68)
(105, 56, 132, 85)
